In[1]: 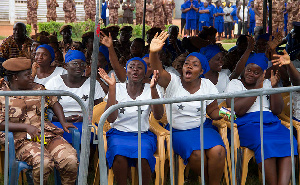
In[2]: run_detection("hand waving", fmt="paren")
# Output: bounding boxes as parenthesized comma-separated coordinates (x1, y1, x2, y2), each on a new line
(271, 50, 290, 67)
(150, 70, 159, 88)
(254, 70, 266, 89)
(99, 31, 113, 48)
(149, 31, 169, 53)
(98, 68, 116, 86)
(270, 70, 280, 88)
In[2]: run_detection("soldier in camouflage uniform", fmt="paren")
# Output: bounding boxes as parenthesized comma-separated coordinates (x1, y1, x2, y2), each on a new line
(272, 0, 285, 36)
(109, 0, 120, 24)
(63, 0, 76, 23)
(287, 0, 300, 32)
(163, 0, 175, 25)
(153, 0, 165, 29)
(145, 0, 154, 26)
(114, 26, 132, 62)
(84, 0, 96, 21)
(27, 0, 38, 34)
(47, 0, 59, 22)
(254, 0, 265, 27)
(122, 0, 135, 24)
(0, 58, 78, 185)
(135, 0, 143, 25)
(59, 25, 83, 55)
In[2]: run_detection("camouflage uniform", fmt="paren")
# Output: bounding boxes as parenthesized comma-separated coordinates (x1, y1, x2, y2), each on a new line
(109, 0, 120, 25)
(272, 0, 285, 36)
(84, 0, 96, 21)
(0, 35, 32, 60)
(27, 0, 38, 31)
(145, 3, 154, 26)
(0, 82, 78, 185)
(254, 0, 265, 27)
(163, 0, 175, 25)
(122, 2, 134, 24)
(63, 0, 76, 23)
(47, 0, 59, 22)
(153, 0, 165, 29)
(287, 0, 300, 32)
(136, 0, 143, 25)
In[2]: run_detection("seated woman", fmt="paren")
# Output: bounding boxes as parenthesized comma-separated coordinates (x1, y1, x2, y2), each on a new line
(33, 44, 67, 86)
(0, 57, 78, 185)
(45, 50, 105, 143)
(225, 53, 298, 185)
(149, 32, 226, 184)
(98, 57, 164, 185)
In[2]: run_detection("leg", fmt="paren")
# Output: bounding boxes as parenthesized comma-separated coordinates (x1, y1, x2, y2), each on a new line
(258, 158, 277, 185)
(46, 136, 78, 185)
(188, 150, 208, 180)
(135, 158, 152, 185)
(113, 155, 129, 185)
(206, 145, 226, 185)
(16, 140, 54, 184)
(277, 157, 292, 185)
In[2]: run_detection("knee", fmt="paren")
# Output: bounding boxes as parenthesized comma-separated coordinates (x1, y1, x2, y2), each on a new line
(113, 155, 128, 166)
(59, 154, 79, 172)
(189, 150, 202, 162)
(207, 145, 226, 161)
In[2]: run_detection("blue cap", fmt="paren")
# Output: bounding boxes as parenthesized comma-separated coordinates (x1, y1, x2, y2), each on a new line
(99, 45, 110, 63)
(36, 44, 55, 63)
(186, 52, 210, 74)
(65, 50, 86, 63)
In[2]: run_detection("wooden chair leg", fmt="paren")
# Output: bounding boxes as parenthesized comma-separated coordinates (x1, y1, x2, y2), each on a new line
(108, 168, 114, 185)
(241, 148, 254, 185)
(93, 159, 100, 185)
(178, 156, 186, 185)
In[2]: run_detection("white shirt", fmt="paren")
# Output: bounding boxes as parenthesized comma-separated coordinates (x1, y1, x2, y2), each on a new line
(223, 7, 233, 22)
(238, 6, 248, 22)
(165, 73, 219, 130)
(45, 75, 105, 117)
(224, 79, 272, 113)
(215, 72, 230, 104)
(34, 67, 67, 86)
(104, 83, 161, 132)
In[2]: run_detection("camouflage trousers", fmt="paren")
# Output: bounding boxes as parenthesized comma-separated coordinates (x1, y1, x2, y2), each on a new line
(27, 9, 38, 29)
(65, 12, 72, 23)
(85, 10, 96, 21)
(47, 16, 57, 22)
(163, 5, 173, 25)
(136, 12, 143, 25)
(109, 9, 119, 24)
(145, 15, 153, 26)
(71, 10, 76, 22)
(272, 21, 284, 36)
(15, 136, 78, 185)
(153, 7, 165, 29)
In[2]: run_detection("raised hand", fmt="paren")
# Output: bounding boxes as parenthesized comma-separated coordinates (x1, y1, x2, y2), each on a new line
(268, 31, 283, 51)
(149, 31, 169, 53)
(271, 49, 290, 67)
(246, 35, 255, 51)
(270, 70, 280, 88)
(255, 70, 266, 89)
(99, 31, 113, 48)
(31, 62, 40, 77)
(150, 70, 159, 88)
(98, 68, 116, 86)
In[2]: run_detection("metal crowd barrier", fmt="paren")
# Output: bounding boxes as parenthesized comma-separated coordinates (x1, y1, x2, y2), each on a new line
(96, 86, 300, 185)
(0, 90, 90, 185)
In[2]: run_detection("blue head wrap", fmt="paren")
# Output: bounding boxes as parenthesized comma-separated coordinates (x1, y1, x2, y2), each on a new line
(245, 53, 268, 71)
(126, 57, 147, 74)
(36, 44, 55, 63)
(199, 44, 222, 62)
(142, 54, 149, 59)
(257, 33, 273, 41)
(186, 52, 210, 74)
(99, 45, 110, 63)
(65, 50, 86, 63)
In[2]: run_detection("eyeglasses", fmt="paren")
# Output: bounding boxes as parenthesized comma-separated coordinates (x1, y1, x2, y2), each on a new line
(69, 61, 86, 67)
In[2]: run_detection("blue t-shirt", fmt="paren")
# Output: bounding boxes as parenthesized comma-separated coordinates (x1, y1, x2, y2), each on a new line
(231, 5, 238, 23)
(284, 2, 288, 21)
(208, 4, 215, 20)
(196, 1, 204, 21)
(184, 0, 200, 20)
(214, 6, 224, 22)
(181, 3, 187, 19)
(249, 7, 255, 22)
(248, 0, 253, 7)
(199, 7, 210, 22)
(101, 2, 107, 19)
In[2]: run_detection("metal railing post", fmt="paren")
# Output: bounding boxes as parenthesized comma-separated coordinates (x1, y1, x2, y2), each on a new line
(169, 103, 174, 185)
(259, 95, 266, 185)
(4, 96, 9, 185)
(40, 96, 45, 184)
(200, 101, 205, 185)
(138, 106, 142, 184)
(290, 93, 296, 185)
(231, 98, 235, 185)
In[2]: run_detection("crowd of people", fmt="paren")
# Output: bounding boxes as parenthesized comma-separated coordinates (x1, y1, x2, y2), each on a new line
(0, 12, 299, 183)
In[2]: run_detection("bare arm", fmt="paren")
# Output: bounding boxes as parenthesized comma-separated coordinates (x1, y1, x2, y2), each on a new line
(269, 70, 283, 115)
(150, 70, 164, 120)
(206, 100, 222, 120)
(149, 31, 171, 89)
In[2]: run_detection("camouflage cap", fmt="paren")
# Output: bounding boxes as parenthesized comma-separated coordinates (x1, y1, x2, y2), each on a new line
(106, 25, 120, 32)
(120, 26, 133, 32)
(82, 31, 94, 38)
(2, 57, 32, 71)
(48, 35, 58, 43)
(146, 27, 162, 35)
(31, 34, 50, 44)
(59, 24, 73, 33)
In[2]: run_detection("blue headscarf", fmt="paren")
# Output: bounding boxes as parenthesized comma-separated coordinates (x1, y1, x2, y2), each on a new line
(257, 33, 273, 41)
(126, 57, 147, 74)
(186, 52, 210, 74)
(99, 45, 110, 63)
(199, 45, 222, 61)
(36, 44, 55, 63)
(65, 50, 86, 63)
(142, 54, 149, 59)
(245, 53, 268, 71)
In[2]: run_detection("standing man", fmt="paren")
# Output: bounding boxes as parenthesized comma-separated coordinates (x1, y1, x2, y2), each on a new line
(181, 0, 188, 36)
(136, 0, 143, 24)
(214, 0, 225, 41)
(183, 0, 199, 36)
(109, 0, 120, 25)
(237, 0, 249, 36)
(47, 0, 59, 22)
(199, 1, 210, 32)
(207, 0, 215, 27)
(254, 0, 264, 27)
(223, 1, 233, 39)
(272, 0, 285, 36)
(27, 0, 38, 34)
(283, 0, 288, 36)
(101, 0, 108, 26)
(145, 0, 154, 26)
(153, 0, 165, 29)
(163, 0, 175, 25)
(84, 0, 96, 21)
(63, 0, 76, 23)
(287, 0, 300, 32)
(248, 0, 255, 35)
(122, 0, 134, 24)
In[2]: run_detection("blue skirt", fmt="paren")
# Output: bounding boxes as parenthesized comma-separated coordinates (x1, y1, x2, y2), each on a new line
(166, 119, 225, 165)
(236, 111, 298, 164)
(106, 128, 157, 172)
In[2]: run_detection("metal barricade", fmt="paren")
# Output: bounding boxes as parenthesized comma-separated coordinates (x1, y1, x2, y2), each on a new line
(96, 86, 300, 185)
(0, 90, 90, 185)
